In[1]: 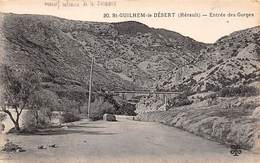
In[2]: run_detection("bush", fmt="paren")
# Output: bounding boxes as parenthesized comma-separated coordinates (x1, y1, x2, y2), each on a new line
(22, 110, 51, 131)
(220, 46, 225, 50)
(1, 141, 25, 152)
(59, 98, 81, 114)
(218, 85, 258, 97)
(115, 103, 137, 116)
(61, 112, 80, 123)
(241, 102, 257, 111)
(89, 94, 137, 120)
(24, 89, 60, 130)
(168, 94, 193, 107)
(21, 111, 38, 131)
(89, 102, 115, 121)
(90, 110, 106, 121)
(207, 97, 218, 106)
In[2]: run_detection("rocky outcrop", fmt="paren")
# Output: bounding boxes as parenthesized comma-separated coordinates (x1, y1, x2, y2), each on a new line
(135, 96, 260, 149)
(136, 96, 166, 113)
(155, 26, 260, 92)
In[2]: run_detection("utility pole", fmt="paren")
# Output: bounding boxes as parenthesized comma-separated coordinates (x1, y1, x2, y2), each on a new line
(164, 95, 168, 111)
(88, 58, 94, 119)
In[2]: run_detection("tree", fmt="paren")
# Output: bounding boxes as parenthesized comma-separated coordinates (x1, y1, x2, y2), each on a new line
(0, 65, 40, 131)
(27, 89, 60, 127)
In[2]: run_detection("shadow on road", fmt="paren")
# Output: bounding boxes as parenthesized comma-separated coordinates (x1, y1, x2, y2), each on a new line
(34, 129, 117, 136)
(14, 128, 117, 136)
(66, 125, 106, 129)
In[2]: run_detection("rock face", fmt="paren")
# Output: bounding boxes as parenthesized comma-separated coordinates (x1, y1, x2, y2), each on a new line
(155, 26, 260, 92)
(103, 114, 116, 121)
(0, 13, 207, 89)
(1, 13, 258, 94)
(135, 96, 259, 149)
(0, 13, 138, 92)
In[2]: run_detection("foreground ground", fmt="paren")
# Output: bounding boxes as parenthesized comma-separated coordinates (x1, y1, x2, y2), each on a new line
(0, 116, 259, 163)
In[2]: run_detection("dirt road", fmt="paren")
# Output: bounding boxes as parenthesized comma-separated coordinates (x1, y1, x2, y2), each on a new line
(0, 116, 259, 163)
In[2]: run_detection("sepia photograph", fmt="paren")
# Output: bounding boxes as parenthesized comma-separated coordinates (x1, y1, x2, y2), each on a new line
(0, 0, 259, 162)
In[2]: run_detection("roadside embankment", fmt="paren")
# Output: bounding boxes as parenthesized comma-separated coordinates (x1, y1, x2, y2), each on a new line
(135, 96, 260, 150)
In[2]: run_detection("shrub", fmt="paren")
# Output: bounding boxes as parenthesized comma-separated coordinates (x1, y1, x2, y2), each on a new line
(90, 109, 106, 121)
(89, 101, 115, 121)
(228, 43, 233, 46)
(218, 85, 258, 97)
(217, 59, 224, 64)
(89, 93, 122, 121)
(59, 97, 82, 115)
(115, 103, 137, 116)
(207, 64, 214, 70)
(22, 110, 51, 131)
(21, 111, 36, 130)
(1, 141, 25, 152)
(241, 102, 257, 111)
(61, 112, 80, 123)
(89, 93, 137, 120)
(25, 89, 60, 130)
(231, 50, 238, 57)
(168, 94, 193, 107)
(207, 97, 218, 106)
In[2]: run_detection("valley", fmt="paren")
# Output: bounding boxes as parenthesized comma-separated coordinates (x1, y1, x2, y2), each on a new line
(0, 12, 259, 161)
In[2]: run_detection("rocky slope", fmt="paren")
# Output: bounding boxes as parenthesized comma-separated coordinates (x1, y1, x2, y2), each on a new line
(0, 13, 210, 91)
(0, 13, 140, 93)
(2, 13, 257, 94)
(135, 96, 260, 150)
(155, 26, 260, 92)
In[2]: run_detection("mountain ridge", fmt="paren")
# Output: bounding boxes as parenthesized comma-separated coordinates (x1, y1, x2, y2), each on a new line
(0, 12, 259, 95)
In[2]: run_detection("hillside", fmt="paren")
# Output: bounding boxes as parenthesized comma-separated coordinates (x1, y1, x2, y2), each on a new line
(0, 13, 259, 111)
(0, 13, 143, 94)
(155, 26, 260, 92)
(0, 13, 209, 91)
(135, 26, 260, 149)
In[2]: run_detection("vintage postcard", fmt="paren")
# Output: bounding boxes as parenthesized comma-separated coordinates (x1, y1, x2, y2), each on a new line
(0, 0, 259, 162)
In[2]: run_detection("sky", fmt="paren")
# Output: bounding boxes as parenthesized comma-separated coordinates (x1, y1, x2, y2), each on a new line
(0, 0, 259, 43)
